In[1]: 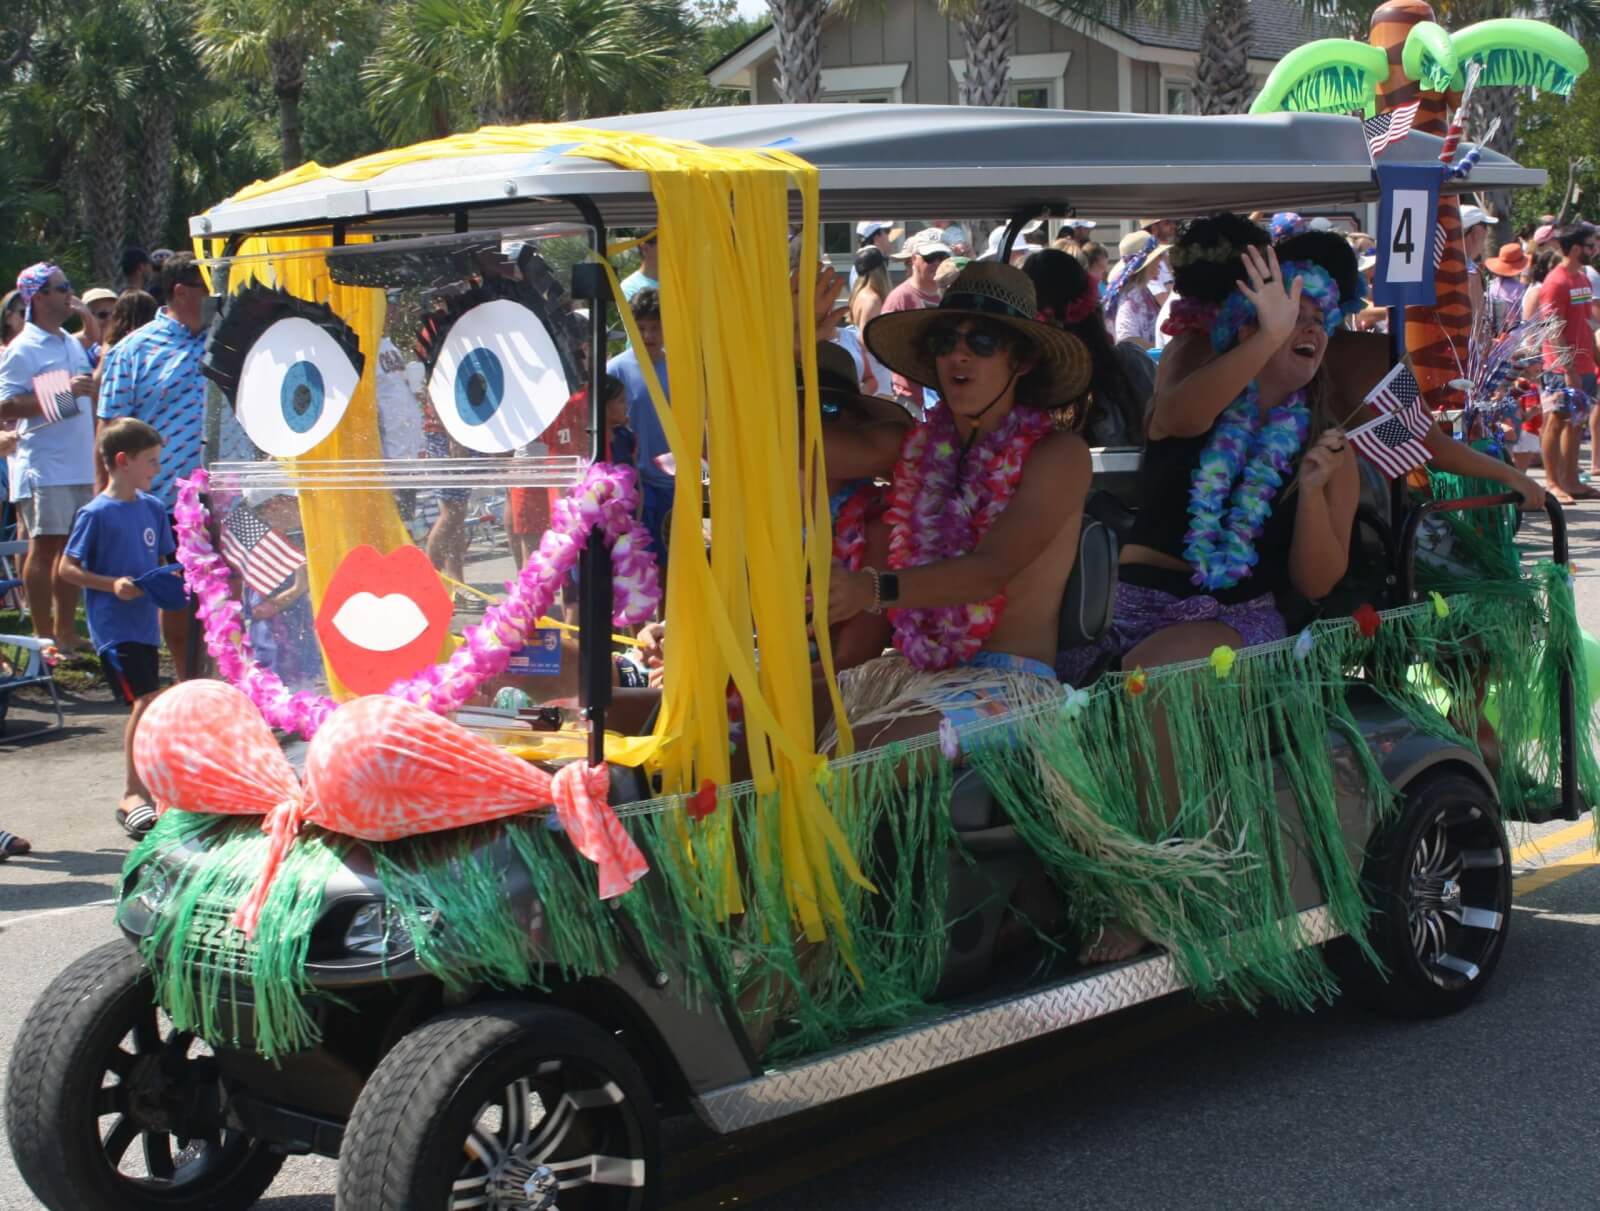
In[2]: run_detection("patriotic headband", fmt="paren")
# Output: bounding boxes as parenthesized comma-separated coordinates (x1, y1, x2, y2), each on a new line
(15, 262, 55, 320)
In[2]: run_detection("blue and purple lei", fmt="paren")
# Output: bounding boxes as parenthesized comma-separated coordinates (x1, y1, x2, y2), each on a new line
(1183, 261, 1349, 592)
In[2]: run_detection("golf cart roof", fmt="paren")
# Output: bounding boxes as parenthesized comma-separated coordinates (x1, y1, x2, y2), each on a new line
(191, 103, 1543, 240)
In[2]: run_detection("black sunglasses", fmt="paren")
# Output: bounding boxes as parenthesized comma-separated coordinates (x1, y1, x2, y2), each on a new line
(924, 322, 1008, 359)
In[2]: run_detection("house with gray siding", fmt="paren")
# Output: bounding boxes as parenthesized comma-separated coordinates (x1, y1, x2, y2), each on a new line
(708, 0, 1333, 116)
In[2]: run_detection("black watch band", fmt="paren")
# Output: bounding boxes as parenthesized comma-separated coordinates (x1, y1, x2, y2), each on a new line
(878, 572, 900, 606)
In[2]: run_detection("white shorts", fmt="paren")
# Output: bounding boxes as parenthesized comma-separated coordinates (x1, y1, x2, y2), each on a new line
(19, 483, 92, 536)
(1513, 430, 1540, 455)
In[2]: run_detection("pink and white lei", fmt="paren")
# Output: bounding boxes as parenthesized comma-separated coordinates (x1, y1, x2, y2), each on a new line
(883, 402, 1053, 671)
(174, 463, 662, 738)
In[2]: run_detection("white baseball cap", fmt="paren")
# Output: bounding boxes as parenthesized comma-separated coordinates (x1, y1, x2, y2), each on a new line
(892, 228, 956, 260)
(1308, 216, 1335, 232)
(1459, 204, 1494, 230)
(856, 220, 894, 240)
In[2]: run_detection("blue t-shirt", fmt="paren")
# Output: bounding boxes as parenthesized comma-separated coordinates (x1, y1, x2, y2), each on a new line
(97, 310, 207, 508)
(64, 491, 174, 651)
(607, 348, 671, 492)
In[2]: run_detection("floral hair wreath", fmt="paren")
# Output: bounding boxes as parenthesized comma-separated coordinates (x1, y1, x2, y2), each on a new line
(1210, 260, 1363, 354)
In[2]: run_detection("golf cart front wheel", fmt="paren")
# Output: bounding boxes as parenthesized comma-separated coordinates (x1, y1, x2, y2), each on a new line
(1349, 769, 1511, 1017)
(337, 1002, 659, 1211)
(3, 938, 284, 1211)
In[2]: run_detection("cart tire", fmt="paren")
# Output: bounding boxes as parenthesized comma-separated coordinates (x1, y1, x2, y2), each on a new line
(1342, 769, 1511, 1017)
(3, 938, 284, 1211)
(336, 1002, 659, 1211)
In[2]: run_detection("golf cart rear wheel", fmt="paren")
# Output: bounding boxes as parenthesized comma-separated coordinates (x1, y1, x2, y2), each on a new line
(1348, 769, 1511, 1017)
(3, 938, 284, 1211)
(337, 1003, 659, 1211)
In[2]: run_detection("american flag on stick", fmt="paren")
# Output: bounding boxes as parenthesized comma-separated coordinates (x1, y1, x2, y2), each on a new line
(1364, 361, 1423, 417)
(30, 369, 79, 425)
(1349, 408, 1433, 478)
(220, 505, 306, 595)
(1363, 100, 1420, 158)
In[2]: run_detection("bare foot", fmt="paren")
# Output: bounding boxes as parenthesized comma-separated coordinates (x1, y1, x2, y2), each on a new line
(1078, 920, 1149, 965)
(1551, 489, 1579, 506)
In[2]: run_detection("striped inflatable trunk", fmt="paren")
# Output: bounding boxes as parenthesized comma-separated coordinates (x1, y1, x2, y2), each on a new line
(1371, 0, 1468, 414)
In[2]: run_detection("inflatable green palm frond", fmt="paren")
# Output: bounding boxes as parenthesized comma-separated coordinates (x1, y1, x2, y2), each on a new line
(1449, 20, 1590, 96)
(1249, 39, 1388, 114)
(1401, 22, 1458, 94)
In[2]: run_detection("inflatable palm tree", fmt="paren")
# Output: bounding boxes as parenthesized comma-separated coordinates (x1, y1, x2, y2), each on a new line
(1250, 1, 1587, 414)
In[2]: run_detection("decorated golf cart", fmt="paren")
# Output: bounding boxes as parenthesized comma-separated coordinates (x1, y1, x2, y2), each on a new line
(6, 89, 1598, 1211)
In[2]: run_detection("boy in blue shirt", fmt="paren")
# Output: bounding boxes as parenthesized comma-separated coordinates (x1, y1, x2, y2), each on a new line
(61, 418, 174, 837)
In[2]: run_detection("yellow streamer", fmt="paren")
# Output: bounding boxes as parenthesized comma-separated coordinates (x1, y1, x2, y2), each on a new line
(216, 123, 870, 948)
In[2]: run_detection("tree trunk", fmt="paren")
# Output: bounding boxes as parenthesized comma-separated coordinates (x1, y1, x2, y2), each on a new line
(769, 0, 824, 104)
(82, 110, 128, 285)
(134, 101, 176, 251)
(1193, 0, 1254, 115)
(1471, 87, 1519, 243)
(1371, 0, 1469, 416)
(270, 40, 307, 171)
(957, 0, 1015, 107)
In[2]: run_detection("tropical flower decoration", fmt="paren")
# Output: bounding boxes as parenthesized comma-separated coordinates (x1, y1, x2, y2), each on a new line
(175, 462, 661, 737)
(883, 402, 1054, 671)
(1182, 262, 1343, 592)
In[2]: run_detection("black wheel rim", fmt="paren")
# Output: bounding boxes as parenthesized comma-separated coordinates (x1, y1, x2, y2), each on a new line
(91, 1000, 261, 1200)
(1406, 802, 1507, 991)
(451, 1057, 647, 1210)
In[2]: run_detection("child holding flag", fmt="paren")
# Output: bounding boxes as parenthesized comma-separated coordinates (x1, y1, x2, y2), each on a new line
(59, 418, 180, 837)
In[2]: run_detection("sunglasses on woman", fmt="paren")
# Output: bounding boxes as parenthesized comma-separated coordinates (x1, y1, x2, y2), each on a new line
(924, 322, 1009, 359)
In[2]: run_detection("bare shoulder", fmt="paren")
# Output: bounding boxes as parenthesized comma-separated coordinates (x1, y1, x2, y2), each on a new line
(1024, 430, 1091, 499)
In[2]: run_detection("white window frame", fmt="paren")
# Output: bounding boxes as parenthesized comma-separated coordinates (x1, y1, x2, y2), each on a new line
(820, 63, 909, 103)
(949, 51, 1072, 109)
(1160, 75, 1196, 115)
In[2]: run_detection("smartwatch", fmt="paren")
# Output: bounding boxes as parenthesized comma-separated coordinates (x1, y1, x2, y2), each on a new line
(878, 572, 900, 607)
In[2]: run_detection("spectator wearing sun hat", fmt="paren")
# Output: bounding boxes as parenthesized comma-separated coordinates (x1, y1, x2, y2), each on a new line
(1484, 242, 1529, 332)
(1104, 232, 1171, 349)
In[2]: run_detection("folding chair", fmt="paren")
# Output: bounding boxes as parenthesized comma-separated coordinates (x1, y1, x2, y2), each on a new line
(0, 632, 64, 739)
(0, 538, 24, 613)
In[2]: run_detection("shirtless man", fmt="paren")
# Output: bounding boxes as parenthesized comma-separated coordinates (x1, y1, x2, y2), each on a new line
(820, 262, 1093, 752)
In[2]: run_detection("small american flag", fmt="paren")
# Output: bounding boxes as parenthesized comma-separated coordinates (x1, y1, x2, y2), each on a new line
(31, 369, 78, 425)
(1433, 220, 1449, 269)
(1363, 100, 1420, 158)
(220, 505, 306, 595)
(1365, 362, 1422, 416)
(1349, 410, 1433, 479)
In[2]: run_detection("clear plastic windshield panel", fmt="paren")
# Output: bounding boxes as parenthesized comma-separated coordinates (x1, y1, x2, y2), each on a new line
(197, 226, 609, 754)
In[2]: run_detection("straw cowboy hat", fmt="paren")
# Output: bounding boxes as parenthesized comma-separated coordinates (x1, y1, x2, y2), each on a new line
(810, 341, 914, 427)
(864, 262, 1092, 407)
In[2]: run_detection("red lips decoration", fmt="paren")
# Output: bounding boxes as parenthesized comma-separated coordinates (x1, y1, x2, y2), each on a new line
(314, 544, 453, 695)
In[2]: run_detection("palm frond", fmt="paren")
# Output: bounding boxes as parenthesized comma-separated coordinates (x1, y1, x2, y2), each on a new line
(1449, 19, 1590, 97)
(1401, 20, 1457, 94)
(1249, 38, 1387, 115)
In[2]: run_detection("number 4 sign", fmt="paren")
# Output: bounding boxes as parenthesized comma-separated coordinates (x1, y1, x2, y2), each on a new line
(1372, 163, 1446, 307)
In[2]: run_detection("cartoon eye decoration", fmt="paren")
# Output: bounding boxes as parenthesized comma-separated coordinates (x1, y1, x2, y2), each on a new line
(416, 274, 576, 455)
(203, 283, 365, 459)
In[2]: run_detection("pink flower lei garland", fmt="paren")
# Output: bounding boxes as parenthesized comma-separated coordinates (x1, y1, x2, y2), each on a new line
(884, 402, 1053, 671)
(174, 463, 662, 737)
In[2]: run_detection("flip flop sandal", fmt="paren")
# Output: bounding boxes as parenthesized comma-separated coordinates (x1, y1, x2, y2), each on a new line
(0, 830, 31, 860)
(116, 802, 158, 839)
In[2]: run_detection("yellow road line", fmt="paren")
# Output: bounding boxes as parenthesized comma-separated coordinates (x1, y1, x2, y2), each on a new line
(1514, 851, 1600, 897)
(1508, 818, 1595, 867)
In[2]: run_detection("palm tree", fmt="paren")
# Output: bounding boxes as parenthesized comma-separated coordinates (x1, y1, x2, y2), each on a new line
(1193, 0, 1254, 114)
(193, 0, 376, 172)
(365, 0, 676, 142)
(1249, 3, 1590, 415)
(129, 0, 203, 251)
(523, 0, 677, 120)
(946, 0, 1018, 106)
(767, 0, 825, 104)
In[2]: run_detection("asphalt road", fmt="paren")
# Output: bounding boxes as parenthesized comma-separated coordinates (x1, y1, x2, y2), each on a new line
(1, 492, 1597, 1210)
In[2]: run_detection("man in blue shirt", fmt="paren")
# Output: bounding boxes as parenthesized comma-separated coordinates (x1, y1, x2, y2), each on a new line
(0, 262, 99, 658)
(607, 288, 671, 566)
(97, 252, 211, 676)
